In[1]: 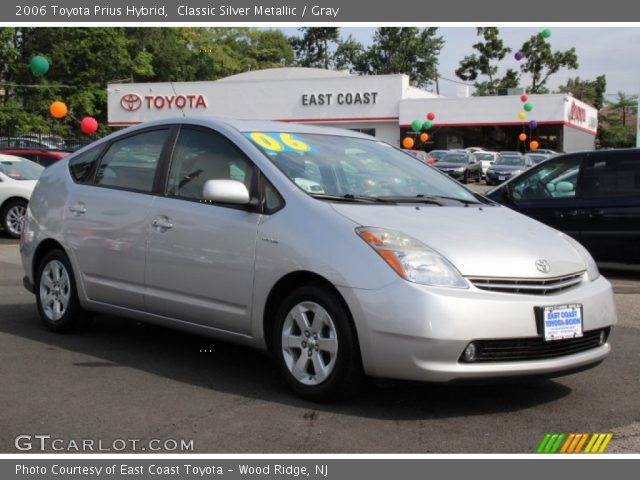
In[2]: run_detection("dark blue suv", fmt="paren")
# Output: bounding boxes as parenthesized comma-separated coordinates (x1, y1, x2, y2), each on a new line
(486, 149, 640, 265)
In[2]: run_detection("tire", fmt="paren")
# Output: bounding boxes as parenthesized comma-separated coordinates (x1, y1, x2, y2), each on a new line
(462, 172, 468, 184)
(273, 285, 364, 402)
(35, 249, 89, 333)
(1, 199, 27, 239)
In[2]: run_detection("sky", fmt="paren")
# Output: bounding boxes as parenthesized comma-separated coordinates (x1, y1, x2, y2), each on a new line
(280, 27, 640, 99)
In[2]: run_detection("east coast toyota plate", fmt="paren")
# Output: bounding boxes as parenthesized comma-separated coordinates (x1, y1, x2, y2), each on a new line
(542, 304, 583, 341)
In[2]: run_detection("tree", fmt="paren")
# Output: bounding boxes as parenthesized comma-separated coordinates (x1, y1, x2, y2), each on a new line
(358, 28, 444, 88)
(455, 27, 518, 96)
(603, 91, 637, 127)
(290, 27, 339, 69)
(519, 33, 578, 93)
(557, 75, 607, 109)
(333, 34, 366, 73)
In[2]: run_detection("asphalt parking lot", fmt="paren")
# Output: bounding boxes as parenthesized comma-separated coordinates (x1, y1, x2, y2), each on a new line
(1, 232, 639, 454)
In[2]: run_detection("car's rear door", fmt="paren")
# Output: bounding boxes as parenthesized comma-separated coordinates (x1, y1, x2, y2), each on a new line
(63, 127, 172, 310)
(577, 151, 640, 263)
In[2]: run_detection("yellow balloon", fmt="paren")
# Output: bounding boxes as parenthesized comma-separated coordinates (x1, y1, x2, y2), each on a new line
(518, 111, 527, 120)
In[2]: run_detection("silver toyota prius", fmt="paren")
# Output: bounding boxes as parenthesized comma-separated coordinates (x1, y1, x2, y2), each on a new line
(20, 118, 616, 401)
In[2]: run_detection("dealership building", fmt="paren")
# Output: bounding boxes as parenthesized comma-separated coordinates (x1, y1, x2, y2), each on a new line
(107, 67, 598, 152)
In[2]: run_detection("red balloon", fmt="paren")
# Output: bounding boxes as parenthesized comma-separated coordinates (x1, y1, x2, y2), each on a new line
(80, 117, 98, 135)
(520, 94, 528, 102)
(427, 112, 436, 121)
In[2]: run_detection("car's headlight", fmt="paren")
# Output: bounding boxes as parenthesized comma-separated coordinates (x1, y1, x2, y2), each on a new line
(512, 169, 522, 175)
(356, 227, 468, 288)
(562, 234, 600, 281)
(454, 167, 465, 172)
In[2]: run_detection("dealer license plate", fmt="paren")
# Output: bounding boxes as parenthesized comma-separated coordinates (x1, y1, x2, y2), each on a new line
(542, 304, 583, 341)
(499, 176, 506, 181)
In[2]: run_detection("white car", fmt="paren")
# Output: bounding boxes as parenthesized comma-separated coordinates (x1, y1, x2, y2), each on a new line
(0, 154, 44, 238)
(473, 151, 499, 178)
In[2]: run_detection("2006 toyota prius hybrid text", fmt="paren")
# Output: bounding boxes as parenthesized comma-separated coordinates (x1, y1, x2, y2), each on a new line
(20, 118, 616, 401)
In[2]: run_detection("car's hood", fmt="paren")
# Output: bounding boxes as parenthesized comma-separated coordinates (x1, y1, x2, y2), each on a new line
(435, 162, 467, 169)
(488, 165, 524, 172)
(330, 203, 586, 278)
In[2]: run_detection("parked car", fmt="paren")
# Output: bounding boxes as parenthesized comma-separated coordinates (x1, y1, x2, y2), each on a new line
(485, 154, 533, 185)
(473, 151, 499, 178)
(486, 149, 640, 265)
(465, 147, 485, 153)
(525, 153, 552, 165)
(0, 137, 55, 150)
(434, 151, 482, 183)
(21, 118, 616, 401)
(428, 150, 448, 163)
(0, 155, 44, 238)
(535, 149, 558, 155)
(405, 149, 436, 165)
(0, 148, 70, 167)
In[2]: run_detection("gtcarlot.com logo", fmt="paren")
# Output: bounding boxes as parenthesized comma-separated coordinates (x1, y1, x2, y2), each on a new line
(536, 432, 613, 454)
(15, 435, 194, 452)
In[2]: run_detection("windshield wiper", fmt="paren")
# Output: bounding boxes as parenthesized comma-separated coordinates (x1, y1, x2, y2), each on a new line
(309, 193, 395, 203)
(429, 194, 483, 205)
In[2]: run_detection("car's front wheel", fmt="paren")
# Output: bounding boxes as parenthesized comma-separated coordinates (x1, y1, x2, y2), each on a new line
(273, 285, 363, 402)
(35, 250, 88, 333)
(1, 199, 27, 239)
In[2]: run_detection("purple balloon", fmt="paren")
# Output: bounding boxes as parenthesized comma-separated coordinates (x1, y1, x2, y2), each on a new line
(529, 120, 538, 130)
(515, 51, 524, 61)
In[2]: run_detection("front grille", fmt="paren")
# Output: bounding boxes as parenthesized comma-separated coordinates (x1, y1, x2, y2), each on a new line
(461, 328, 609, 363)
(468, 272, 584, 295)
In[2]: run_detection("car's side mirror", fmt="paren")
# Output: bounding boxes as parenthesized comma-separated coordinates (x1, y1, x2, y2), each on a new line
(202, 179, 250, 205)
(489, 161, 494, 164)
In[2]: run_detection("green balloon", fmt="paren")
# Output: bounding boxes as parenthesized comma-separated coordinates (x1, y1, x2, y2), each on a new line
(30, 55, 49, 76)
(542, 29, 552, 38)
(524, 103, 533, 112)
(423, 120, 433, 130)
(411, 120, 423, 132)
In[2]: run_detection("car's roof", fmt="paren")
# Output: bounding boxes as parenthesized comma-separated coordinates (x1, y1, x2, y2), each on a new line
(117, 117, 376, 140)
(0, 148, 69, 157)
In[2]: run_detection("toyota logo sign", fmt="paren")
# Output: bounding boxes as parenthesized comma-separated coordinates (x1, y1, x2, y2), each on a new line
(535, 259, 551, 273)
(120, 94, 142, 112)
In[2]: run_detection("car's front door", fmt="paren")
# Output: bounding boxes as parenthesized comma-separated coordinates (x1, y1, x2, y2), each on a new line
(144, 127, 261, 334)
(63, 128, 170, 310)
(499, 154, 585, 239)
(578, 151, 640, 263)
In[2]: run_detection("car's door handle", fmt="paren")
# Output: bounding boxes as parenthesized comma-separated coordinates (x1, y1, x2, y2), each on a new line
(588, 209, 604, 218)
(68, 203, 87, 215)
(151, 217, 173, 229)
(556, 209, 583, 219)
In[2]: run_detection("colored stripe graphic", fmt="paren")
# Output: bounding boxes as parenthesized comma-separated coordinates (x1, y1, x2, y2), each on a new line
(537, 433, 613, 453)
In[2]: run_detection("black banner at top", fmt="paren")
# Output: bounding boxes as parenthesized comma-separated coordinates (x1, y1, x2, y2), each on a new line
(2, 0, 637, 22)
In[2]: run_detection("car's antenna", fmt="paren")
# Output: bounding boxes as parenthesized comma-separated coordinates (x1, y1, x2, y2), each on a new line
(170, 81, 186, 118)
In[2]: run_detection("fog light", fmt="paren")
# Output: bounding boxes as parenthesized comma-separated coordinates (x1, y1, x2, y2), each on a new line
(598, 330, 606, 346)
(463, 342, 477, 362)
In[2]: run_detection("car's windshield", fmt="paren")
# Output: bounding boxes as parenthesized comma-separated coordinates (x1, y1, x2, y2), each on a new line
(429, 150, 446, 160)
(440, 153, 469, 164)
(474, 153, 494, 162)
(0, 158, 43, 180)
(245, 132, 477, 202)
(527, 154, 548, 164)
(495, 156, 525, 166)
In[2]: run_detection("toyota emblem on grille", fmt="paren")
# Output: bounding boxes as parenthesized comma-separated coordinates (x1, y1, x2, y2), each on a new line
(535, 259, 551, 273)
(120, 94, 142, 111)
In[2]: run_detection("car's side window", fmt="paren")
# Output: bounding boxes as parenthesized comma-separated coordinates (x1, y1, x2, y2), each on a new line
(95, 129, 167, 192)
(166, 128, 254, 201)
(581, 154, 640, 198)
(511, 157, 582, 202)
(68, 144, 105, 184)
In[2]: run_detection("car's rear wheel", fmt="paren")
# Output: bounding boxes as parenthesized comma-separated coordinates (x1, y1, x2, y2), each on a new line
(35, 250, 88, 333)
(462, 172, 469, 184)
(1, 199, 27, 239)
(273, 285, 363, 402)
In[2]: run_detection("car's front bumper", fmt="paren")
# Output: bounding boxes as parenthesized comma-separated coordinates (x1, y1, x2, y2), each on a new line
(436, 169, 465, 179)
(338, 274, 616, 382)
